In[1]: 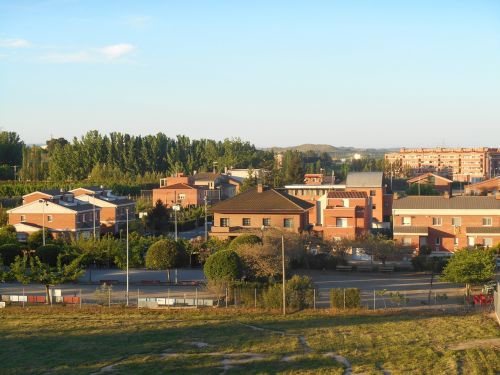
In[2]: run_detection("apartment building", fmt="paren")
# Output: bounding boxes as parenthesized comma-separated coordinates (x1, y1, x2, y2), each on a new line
(70, 187, 135, 233)
(8, 193, 101, 241)
(392, 194, 500, 253)
(209, 184, 314, 239)
(385, 147, 500, 182)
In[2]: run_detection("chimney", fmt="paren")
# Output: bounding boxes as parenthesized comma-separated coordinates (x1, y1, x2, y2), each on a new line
(443, 191, 450, 199)
(393, 192, 399, 200)
(257, 183, 264, 193)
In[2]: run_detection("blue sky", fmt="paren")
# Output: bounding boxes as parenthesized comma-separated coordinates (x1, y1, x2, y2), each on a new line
(1, 0, 499, 148)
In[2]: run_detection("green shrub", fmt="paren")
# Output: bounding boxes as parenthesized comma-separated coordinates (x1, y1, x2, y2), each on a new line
(36, 244, 62, 266)
(228, 234, 262, 251)
(305, 253, 339, 270)
(261, 275, 314, 310)
(330, 288, 361, 309)
(203, 250, 242, 282)
(0, 243, 21, 265)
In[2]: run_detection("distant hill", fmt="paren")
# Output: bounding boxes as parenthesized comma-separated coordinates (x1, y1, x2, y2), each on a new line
(261, 144, 398, 158)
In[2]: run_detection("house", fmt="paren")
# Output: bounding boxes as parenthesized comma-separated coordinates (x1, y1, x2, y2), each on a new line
(209, 184, 314, 239)
(345, 172, 392, 229)
(22, 189, 74, 205)
(407, 173, 452, 194)
(465, 177, 499, 196)
(8, 196, 101, 241)
(392, 194, 500, 254)
(71, 187, 135, 233)
(319, 191, 371, 240)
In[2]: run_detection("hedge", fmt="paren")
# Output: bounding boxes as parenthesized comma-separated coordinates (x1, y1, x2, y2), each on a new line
(330, 288, 361, 309)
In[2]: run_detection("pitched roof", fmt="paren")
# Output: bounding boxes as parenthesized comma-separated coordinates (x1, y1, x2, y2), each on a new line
(192, 172, 220, 181)
(346, 172, 383, 188)
(161, 183, 196, 190)
(466, 177, 499, 189)
(407, 173, 452, 184)
(327, 191, 367, 199)
(466, 227, 500, 234)
(23, 189, 64, 198)
(70, 186, 106, 193)
(393, 196, 500, 210)
(211, 187, 314, 213)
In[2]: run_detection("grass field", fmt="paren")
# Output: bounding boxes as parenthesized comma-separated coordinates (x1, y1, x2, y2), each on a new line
(0, 307, 499, 374)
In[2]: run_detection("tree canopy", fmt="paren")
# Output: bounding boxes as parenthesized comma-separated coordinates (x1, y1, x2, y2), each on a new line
(441, 248, 496, 287)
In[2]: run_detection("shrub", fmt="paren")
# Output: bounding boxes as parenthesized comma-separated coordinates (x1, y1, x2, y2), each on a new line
(0, 243, 21, 265)
(28, 229, 52, 249)
(145, 239, 179, 282)
(261, 275, 314, 310)
(36, 244, 62, 267)
(228, 234, 262, 251)
(330, 288, 361, 309)
(204, 250, 242, 282)
(305, 253, 339, 270)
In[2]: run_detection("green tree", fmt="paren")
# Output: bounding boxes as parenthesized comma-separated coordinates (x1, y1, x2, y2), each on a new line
(146, 200, 169, 234)
(28, 229, 52, 249)
(228, 234, 262, 251)
(204, 250, 242, 282)
(0, 243, 22, 265)
(145, 239, 179, 282)
(10, 254, 84, 304)
(441, 248, 496, 297)
(0, 225, 17, 246)
(36, 244, 63, 267)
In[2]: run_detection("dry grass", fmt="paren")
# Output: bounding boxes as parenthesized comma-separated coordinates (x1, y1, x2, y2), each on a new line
(0, 306, 498, 374)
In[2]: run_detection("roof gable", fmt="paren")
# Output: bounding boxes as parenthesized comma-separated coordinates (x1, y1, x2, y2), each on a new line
(407, 173, 452, 184)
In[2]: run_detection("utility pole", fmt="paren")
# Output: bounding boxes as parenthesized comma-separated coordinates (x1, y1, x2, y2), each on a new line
(173, 204, 180, 241)
(204, 192, 208, 241)
(93, 195, 96, 240)
(126, 207, 129, 306)
(282, 235, 286, 316)
(39, 199, 47, 246)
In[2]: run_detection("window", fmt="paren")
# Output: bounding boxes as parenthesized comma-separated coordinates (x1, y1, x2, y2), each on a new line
(435, 237, 441, 245)
(372, 204, 377, 210)
(342, 199, 349, 207)
(262, 218, 271, 227)
(482, 217, 492, 226)
(403, 237, 412, 246)
(402, 217, 411, 226)
(178, 194, 186, 200)
(47, 215, 53, 223)
(220, 218, 229, 227)
(283, 218, 294, 228)
(370, 190, 376, 196)
(336, 218, 348, 228)
(432, 217, 442, 226)
(77, 215, 81, 223)
(454, 238, 459, 247)
(451, 217, 461, 227)
(484, 238, 493, 247)
(242, 218, 251, 226)
(20, 215, 26, 222)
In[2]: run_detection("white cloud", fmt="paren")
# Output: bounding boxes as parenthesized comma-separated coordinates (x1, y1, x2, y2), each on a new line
(0, 38, 30, 48)
(38, 43, 136, 64)
(100, 43, 135, 60)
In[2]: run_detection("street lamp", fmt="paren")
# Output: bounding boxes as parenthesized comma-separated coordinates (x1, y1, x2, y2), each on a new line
(39, 199, 49, 246)
(126, 207, 129, 306)
(204, 192, 208, 242)
(93, 194, 96, 240)
(172, 204, 180, 241)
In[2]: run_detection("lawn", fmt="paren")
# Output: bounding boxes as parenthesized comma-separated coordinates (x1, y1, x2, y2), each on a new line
(0, 306, 498, 374)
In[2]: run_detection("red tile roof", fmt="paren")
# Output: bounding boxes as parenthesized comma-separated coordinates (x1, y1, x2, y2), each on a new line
(327, 191, 367, 199)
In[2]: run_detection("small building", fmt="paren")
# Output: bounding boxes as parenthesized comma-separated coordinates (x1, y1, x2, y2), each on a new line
(465, 177, 499, 196)
(407, 173, 453, 195)
(392, 194, 500, 253)
(209, 184, 314, 239)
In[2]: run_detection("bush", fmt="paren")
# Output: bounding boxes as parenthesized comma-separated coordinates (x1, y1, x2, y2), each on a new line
(305, 253, 340, 270)
(204, 250, 242, 282)
(412, 256, 449, 272)
(228, 234, 262, 251)
(28, 229, 52, 249)
(36, 244, 62, 267)
(330, 288, 361, 309)
(145, 239, 179, 282)
(261, 275, 314, 310)
(0, 243, 21, 265)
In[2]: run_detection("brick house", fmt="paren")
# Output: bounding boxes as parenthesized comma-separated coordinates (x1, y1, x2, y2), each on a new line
(209, 184, 314, 239)
(392, 194, 500, 253)
(407, 173, 453, 194)
(8, 197, 100, 241)
(465, 177, 499, 196)
(71, 188, 135, 234)
(319, 191, 371, 240)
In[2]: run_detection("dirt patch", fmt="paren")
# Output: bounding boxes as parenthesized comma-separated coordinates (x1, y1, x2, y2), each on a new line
(448, 338, 500, 351)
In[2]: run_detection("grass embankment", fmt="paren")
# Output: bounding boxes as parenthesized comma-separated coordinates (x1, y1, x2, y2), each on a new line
(0, 307, 498, 374)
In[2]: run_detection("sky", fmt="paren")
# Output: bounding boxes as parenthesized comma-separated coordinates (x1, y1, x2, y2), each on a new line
(1, 0, 499, 148)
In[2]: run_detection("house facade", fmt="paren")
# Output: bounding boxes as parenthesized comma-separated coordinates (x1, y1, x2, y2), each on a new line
(392, 194, 500, 253)
(464, 177, 499, 196)
(210, 184, 314, 239)
(407, 173, 453, 194)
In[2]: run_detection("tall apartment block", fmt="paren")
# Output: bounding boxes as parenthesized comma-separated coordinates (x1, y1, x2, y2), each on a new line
(385, 148, 500, 182)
